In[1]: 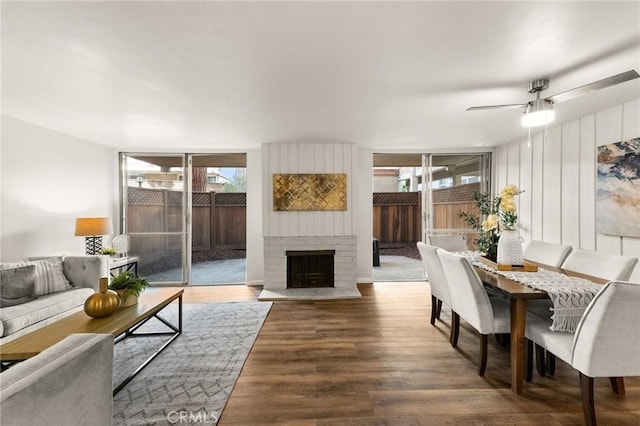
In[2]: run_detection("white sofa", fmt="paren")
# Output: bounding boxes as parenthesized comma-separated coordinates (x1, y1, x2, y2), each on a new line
(0, 256, 108, 344)
(0, 333, 114, 426)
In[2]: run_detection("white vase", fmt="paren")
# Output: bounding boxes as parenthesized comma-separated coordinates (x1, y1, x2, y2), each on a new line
(497, 230, 523, 265)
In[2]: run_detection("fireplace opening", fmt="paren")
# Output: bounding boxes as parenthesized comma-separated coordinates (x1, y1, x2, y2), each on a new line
(286, 250, 335, 288)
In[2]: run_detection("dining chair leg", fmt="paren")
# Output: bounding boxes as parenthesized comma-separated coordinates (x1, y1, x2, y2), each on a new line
(525, 339, 533, 382)
(436, 299, 443, 319)
(430, 296, 438, 325)
(478, 334, 488, 376)
(535, 344, 546, 377)
(450, 312, 460, 347)
(609, 377, 625, 395)
(546, 352, 556, 376)
(580, 373, 597, 426)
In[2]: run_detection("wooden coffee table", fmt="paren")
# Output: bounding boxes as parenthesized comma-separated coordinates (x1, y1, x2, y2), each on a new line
(0, 287, 183, 394)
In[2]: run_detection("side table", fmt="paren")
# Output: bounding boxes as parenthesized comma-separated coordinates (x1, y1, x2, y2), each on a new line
(109, 256, 139, 277)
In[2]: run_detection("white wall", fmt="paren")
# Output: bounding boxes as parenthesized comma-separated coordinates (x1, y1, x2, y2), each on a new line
(356, 148, 374, 283)
(493, 98, 640, 281)
(1, 116, 118, 260)
(373, 174, 398, 192)
(245, 148, 263, 285)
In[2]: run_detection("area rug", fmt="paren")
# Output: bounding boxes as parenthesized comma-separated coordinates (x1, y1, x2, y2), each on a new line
(112, 301, 272, 425)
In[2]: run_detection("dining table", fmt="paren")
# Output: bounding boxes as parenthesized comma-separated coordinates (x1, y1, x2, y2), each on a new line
(470, 259, 607, 394)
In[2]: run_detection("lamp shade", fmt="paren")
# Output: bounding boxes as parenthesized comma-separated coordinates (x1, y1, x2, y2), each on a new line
(521, 99, 555, 127)
(74, 217, 113, 237)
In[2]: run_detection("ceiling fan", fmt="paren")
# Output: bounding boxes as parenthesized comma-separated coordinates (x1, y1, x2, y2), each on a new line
(467, 69, 640, 127)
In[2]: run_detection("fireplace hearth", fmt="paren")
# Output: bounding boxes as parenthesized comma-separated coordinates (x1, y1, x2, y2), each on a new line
(286, 250, 335, 288)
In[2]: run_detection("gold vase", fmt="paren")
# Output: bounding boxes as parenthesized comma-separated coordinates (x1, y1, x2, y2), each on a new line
(84, 277, 121, 318)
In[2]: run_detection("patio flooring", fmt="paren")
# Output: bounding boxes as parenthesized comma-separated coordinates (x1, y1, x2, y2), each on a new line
(145, 255, 424, 285)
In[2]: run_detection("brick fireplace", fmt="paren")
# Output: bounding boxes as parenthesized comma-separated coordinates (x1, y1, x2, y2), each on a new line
(263, 236, 357, 290)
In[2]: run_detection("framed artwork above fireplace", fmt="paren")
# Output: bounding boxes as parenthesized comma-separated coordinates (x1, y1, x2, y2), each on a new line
(273, 173, 347, 211)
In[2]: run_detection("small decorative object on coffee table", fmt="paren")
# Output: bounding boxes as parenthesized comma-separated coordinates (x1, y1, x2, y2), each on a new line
(84, 277, 121, 318)
(109, 271, 148, 307)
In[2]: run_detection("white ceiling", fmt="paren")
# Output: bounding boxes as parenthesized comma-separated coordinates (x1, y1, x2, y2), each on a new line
(2, 1, 639, 152)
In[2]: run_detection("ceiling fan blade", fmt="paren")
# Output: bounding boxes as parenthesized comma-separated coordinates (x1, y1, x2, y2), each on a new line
(546, 70, 640, 104)
(466, 104, 526, 111)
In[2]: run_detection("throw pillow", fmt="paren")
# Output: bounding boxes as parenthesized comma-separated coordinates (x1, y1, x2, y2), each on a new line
(0, 257, 71, 296)
(0, 265, 36, 307)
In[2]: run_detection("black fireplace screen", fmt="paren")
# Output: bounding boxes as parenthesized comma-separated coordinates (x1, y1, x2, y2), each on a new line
(286, 250, 335, 288)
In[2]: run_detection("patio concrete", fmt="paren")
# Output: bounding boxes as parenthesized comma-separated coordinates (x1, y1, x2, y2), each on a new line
(146, 258, 247, 284)
(145, 255, 424, 285)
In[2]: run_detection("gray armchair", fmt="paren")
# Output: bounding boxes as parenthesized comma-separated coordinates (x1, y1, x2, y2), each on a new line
(1, 333, 114, 426)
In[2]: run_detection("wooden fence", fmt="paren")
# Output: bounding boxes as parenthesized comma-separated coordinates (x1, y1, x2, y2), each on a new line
(126, 188, 246, 274)
(372, 192, 422, 246)
(192, 192, 246, 250)
(432, 182, 480, 232)
(373, 182, 482, 247)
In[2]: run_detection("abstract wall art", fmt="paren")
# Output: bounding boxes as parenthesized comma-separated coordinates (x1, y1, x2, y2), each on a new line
(273, 173, 347, 211)
(596, 137, 640, 238)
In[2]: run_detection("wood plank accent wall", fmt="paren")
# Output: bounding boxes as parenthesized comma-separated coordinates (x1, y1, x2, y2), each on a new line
(493, 98, 640, 282)
(263, 143, 357, 237)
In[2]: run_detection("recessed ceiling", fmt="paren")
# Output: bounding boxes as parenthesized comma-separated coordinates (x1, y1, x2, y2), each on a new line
(2, 1, 639, 152)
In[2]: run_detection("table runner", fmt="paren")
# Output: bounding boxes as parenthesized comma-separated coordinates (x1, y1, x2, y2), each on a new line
(460, 252, 602, 333)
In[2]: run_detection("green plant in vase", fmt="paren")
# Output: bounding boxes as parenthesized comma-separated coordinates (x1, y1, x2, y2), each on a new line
(108, 271, 148, 306)
(459, 185, 524, 262)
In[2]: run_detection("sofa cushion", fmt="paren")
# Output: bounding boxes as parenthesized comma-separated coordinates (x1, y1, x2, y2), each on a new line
(0, 265, 36, 307)
(0, 288, 93, 337)
(1, 257, 71, 296)
(62, 255, 108, 291)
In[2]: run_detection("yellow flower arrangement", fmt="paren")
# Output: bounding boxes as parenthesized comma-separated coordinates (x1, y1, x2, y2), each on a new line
(498, 185, 524, 230)
(482, 213, 499, 231)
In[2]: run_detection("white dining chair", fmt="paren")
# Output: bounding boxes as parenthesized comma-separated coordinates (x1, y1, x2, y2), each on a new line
(417, 242, 457, 338)
(437, 250, 511, 375)
(531, 247, 638, 376)
(524, 280, 640, 426)
(523, 240, 572, 268)
(427, 234, 468, 252)
(561, 248, 638, 281)
(524, 240, 573, 333)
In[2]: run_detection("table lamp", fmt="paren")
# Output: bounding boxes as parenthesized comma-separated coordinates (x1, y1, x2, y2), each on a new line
(74, 217, 113, 255)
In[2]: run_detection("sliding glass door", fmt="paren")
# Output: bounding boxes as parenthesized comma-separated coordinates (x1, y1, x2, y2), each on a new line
(119, 153, 248, 285)
(421, 153, 491, 247)
(119, 154, 188, 285)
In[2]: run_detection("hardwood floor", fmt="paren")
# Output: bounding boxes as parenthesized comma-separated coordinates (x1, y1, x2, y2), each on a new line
(182, 282, 640, 425)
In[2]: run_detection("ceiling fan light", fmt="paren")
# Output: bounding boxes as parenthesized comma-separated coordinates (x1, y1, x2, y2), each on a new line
(521, 99, 555, 127)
